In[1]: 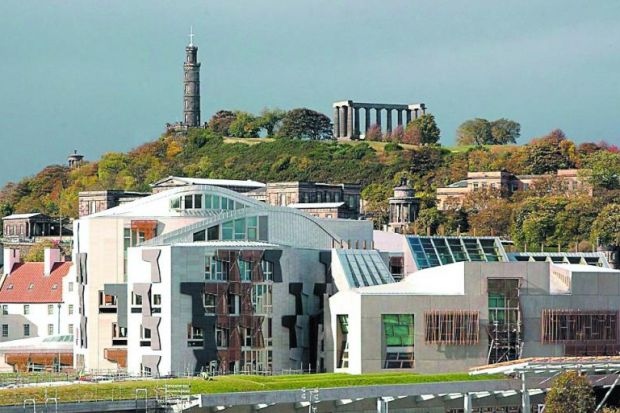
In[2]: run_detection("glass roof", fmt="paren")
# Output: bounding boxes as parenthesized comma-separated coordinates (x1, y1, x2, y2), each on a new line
(407, 236, 506, 270)
(507, 253, 609, 268)
(335, 249, 395, 288)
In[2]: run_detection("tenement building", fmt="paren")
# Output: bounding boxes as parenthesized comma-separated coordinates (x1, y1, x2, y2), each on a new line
(72, 182, 372, 375)
(436, 169, 590, 210)
(332, 100, 426, 140)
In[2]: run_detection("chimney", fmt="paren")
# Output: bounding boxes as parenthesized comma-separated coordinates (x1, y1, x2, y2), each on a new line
(3, 248, 20, 276)
(44, 248, 61, 276)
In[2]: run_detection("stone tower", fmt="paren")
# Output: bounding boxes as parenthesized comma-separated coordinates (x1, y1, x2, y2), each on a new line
(183, 28, 201, 127)
(388, 177, 420, 233)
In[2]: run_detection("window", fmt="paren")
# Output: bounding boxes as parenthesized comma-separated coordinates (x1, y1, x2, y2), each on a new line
(383, 314, 414, 369)
(222, 221, 233, 240)
(216, 326, 228, 347)
(203, 293, 216, 314)
(132, 292, 143, 306)
(68, 304, 74, 315)
(424, 311, 479, 344)
(228, 293, 240, 315)
(252, 284, 272, 314)
(23, 324, 30, 337)
(234, 219, 245, 240)
(1, 325, 8, 337)
(243, 327, 252, 347)
(542, 310, 617, 343)
(337, 315, 349, 368)
(48, 304, 54, 315)
(112, 323, 128, 346)
(170, 197, 180, 209)
(1, 305, 7, 315)
(247, 216, 258, 241)
(140, 326, 151, 346)
(68, 324, 74, 334)
(261, 260, 273, 281)
(238, 259, 252, 282)
(205, 257, 227, 281)
(153, 294, 161, 305)
(187, 324, 203, 347)
(194, 194, 202, 209)
(23, 305, 30, 315)
(48, 324, 54, 335)
(99, 291, 118, 313)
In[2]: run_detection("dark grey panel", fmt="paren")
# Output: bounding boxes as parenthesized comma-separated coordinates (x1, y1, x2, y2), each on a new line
(319, 250, 332, 284)
(263, 250, 283, 283)
(289, 282, 303, 315)
(258, 216, 268, 241)
(141, 249, 161, 283)
(78, 284, 85, 316)
(76, 253, 87, 284)
(180, 282, 218, 373)
(282, 315, 297, 348)
(104, 283, 128, 328)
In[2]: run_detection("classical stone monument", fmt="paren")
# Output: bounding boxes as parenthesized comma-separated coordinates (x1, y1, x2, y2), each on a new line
(67, 149, 84, 169)
(332, 100, 426, 140)
(388, 177, 420, 233)
(183, 28, 201, 127)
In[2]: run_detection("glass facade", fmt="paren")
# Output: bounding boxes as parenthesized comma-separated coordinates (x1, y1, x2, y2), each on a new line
(170, 192, 247, 211)
(382, 314, 414, 368)
(407, 236, 505, 270)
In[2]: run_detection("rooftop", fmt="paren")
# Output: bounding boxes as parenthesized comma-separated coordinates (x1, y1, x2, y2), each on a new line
(151, 176, 265, 188)
(288, 202, 345, 209)
(0, 262, 72, 303)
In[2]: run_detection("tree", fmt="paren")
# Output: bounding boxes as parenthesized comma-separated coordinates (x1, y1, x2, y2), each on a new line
(415, 207, 443, 235)
(581, 150, 620, 190)
(208, 110, 237, 136)
(406, 114, 440, 145)
(490, 118, 520, 144)
(544, 370, 595, 413)
(388, 125, 404, 143)
(277, 108, 333, 140)
(228, 111, 260, 138)
(365, 124, 382, 142)
(361, 183, 392, 228)
(525, 129, 576, 174)
(591, 203, 620, 246)
(23, 239, 57, 262)
(456, 118, 492, 146)
(256, 108, 286, 137)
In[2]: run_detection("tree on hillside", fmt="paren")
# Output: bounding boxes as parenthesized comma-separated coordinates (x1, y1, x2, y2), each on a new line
(256, 108, 286, 137)
(490, 118, 520, 144)
(277, 108, 333, 140)
(525, 129, 576, 174)
(457, 118, 520, 145)
(361, 183, 392, 228)
(208, 110, 237, 136)
(591, 203, 620, 246)
(544, 371, 595, 413)
(581, 150, 620, 190)
(406, 114, 440, 145)
(415, 207, 443, 235)
(365, 124, 382, 142)
(228, 111, 260, 138)
(456, 118, 493, 146)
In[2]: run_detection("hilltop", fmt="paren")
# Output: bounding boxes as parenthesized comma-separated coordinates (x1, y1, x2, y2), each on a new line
(0, 128, 618, 250)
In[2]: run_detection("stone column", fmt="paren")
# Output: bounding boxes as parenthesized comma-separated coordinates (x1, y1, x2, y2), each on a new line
(347, 105, 354, 139)
(414, 108, 419, 119)
(339, 106, 347, 138)
(386, 109, 392, 133)
(405, 110, 412, 125)
(421, 103, 427, 115)
(397, 110, 403, 127)
(333, 106, 340, 138)
(375, 108, 382, 130)
(365, 108, 371, 132)
(353, 107, 360, 138)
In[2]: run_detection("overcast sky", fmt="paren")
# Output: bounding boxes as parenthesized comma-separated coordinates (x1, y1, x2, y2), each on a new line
(0, 1, 619, 186)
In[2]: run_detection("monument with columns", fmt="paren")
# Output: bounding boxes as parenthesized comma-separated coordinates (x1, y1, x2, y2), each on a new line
(388, 177, 420, 233)
(332, 100, 426, 140)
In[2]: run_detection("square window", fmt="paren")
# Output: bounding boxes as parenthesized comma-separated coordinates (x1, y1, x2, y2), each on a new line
(23, 305, 30, 315)
(1, 325, 8, 337)
(23, 324, 30, 337)
(48, 324, 54, 335)
(48, 304, 54, 315)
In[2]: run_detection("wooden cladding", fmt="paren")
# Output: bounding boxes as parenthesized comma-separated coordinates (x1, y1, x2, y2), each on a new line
(424, 310, 479, 345)
(542, 309, 618, 343)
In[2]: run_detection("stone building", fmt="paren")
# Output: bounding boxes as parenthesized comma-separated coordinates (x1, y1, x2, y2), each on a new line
(332, 100, 426, 140)
(67, 150, 84, 169)
(78, 191, 149, 218)
(436, 169, 589, 210)
(2, 213, 70, 240)
(247, 182, 362, 219)
(387, 178, 420, 233)
(151, 176, 265, 195)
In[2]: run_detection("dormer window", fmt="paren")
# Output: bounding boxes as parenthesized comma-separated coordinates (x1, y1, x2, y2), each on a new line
(28, 283, 34, 290)
(51, 284, 58, 290)
(7, 284, 13, 290)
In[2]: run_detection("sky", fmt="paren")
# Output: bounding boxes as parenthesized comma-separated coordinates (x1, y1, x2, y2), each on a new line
(0, 1, 619, 186)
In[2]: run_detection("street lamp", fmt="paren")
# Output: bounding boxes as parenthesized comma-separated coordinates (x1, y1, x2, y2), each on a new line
(300, 387, 319, 413)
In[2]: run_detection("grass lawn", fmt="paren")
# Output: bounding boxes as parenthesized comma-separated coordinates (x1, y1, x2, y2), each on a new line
(222, 137, 419, 153)
(0, 372, 504, 406)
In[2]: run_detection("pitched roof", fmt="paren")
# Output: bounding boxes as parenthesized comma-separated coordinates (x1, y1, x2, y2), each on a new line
(2, 213, 44, 220)
(151, 176, 265, 188)
(0, 262, 72, 303)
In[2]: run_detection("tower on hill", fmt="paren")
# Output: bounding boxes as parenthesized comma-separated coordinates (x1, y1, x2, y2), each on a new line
(183, 27, 201, 127)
